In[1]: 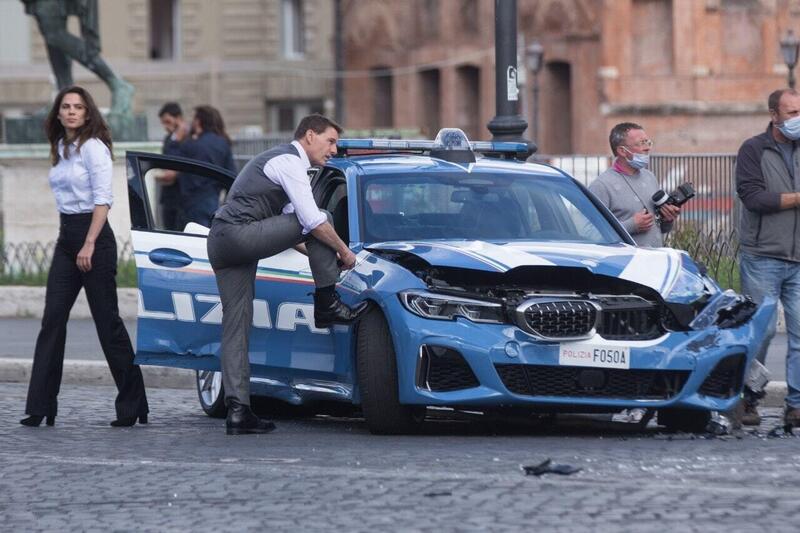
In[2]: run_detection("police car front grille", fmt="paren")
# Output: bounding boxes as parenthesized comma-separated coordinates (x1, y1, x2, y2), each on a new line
(495, 364, 690, 400)
(699, 354, 746, 398)
(596, 297, 664, 341)
(518, 300, 598, 338)
(515, 296, 665, 341)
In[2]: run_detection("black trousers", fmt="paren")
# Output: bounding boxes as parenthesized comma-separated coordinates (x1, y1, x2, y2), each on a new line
(25, 213, 148, 419)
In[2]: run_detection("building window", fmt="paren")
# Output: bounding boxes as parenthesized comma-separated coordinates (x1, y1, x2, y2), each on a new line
(149, 0, 180, 60)
(282, 0, 306, 58)
(460, 0, 479, 34)
(418, 0, 439, 41)
(631, 0, 673, 75)
(456, 66, 480, 140)
(419, 69, 441, 138)
(372, 68, 394, 128)
(267, 100, 323, 134)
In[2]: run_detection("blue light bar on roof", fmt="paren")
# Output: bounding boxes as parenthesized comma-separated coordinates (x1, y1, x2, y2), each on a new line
(337, 128, 530, 156)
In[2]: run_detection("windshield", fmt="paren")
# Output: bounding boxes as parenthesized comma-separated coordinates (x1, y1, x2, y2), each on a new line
(359, 172, 623, 244)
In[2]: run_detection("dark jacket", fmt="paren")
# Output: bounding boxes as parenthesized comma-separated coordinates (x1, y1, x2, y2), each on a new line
(736, 123, 800, 261)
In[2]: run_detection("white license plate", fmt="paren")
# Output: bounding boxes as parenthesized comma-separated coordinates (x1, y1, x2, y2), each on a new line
(559, 342, 631, 369)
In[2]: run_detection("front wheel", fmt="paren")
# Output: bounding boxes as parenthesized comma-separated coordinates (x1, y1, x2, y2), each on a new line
(196, 370, 226, 418)
(356, 308, 425, 435)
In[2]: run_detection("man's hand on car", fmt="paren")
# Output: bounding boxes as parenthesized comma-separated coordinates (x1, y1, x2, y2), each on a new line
(338, 249, 357, 270)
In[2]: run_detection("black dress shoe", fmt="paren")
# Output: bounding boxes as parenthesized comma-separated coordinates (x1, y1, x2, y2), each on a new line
(226, 400, 276, 435)
(314, 293, 369, 328)
(110, 414, 148, 427)
(20, 415, 55, 427)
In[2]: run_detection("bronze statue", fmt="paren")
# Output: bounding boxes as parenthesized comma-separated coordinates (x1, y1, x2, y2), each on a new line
(22, 0, 134, 115)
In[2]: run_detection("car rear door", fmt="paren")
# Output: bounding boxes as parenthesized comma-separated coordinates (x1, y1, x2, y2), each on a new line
(126, 151, 338, 379)
(127, 151, 235, 370)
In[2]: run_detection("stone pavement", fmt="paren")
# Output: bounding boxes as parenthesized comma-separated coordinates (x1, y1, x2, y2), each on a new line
(0, 383, 798, 532)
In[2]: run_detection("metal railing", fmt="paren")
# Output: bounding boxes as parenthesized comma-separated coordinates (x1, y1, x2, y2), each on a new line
(535, 153, 737, 239)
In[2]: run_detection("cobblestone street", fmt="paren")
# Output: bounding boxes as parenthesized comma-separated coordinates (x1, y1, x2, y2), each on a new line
(1, 383, 799, 532)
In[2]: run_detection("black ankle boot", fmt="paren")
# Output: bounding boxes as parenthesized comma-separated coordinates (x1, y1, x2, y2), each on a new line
(20, 415, 55, 427)
(226, 400, 276, 435)
(313, 291, 368, 328)
(110, 414, 148, 427)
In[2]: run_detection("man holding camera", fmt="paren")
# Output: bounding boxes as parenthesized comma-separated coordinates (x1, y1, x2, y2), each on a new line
(735, 88, 800, 428)
(589, 122, 681, 247)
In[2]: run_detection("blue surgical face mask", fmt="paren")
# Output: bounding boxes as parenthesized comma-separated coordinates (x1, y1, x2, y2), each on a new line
(623, 147, 650, 170)
(777, 115, 800, 141)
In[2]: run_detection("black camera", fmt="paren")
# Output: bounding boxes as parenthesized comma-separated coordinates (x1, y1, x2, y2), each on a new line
(652, 182, 695, 209)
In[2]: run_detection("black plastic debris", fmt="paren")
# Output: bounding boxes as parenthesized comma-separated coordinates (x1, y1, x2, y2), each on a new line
(522, 458, 581, 477)
(767, 424, 795, 438)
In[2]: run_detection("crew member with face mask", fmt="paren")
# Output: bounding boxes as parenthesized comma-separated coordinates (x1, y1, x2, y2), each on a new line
(735, 88, 800, 429)
(588, 122, 681, 247)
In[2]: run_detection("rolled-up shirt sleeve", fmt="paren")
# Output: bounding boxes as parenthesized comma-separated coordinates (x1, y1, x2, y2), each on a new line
(264, 156, 327, 234)
(83, 139, 113, 207)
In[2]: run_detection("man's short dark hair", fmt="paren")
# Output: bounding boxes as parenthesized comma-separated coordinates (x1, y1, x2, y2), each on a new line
(158, 102, 182, 118)
(293, 114, 343, 140)
(609, 122, 644, 155)
(768, 88, 799, 112)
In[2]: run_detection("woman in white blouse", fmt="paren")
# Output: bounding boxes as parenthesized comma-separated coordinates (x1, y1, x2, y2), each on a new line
(20, 86, 148, 428)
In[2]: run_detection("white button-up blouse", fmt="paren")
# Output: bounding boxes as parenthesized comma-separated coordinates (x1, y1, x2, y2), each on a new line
(48, 138, 113, 214)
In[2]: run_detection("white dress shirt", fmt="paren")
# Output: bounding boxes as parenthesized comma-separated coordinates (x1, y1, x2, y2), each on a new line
(262, 140, 327, 234)
(48, 138, 113, 214)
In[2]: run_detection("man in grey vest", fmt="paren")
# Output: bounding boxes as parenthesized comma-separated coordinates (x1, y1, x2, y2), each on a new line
(207, 114, 367, 435)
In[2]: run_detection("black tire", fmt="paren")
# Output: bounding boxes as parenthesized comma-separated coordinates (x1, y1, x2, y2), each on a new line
(196, 370, 227, 418)
(657, 408, 711, 433)
(356, 308, 425, 434)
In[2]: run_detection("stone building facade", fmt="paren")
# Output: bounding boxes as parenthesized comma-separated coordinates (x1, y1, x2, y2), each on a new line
(0, 0, 334, 140)
(342, 0, 800, 154)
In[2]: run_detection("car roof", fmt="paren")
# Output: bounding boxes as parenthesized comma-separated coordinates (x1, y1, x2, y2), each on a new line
(326, 153, 570, 179)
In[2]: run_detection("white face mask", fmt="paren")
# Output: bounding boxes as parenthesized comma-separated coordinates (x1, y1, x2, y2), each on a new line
(623, 147, 650, 170)
(777, 115, 800, 141)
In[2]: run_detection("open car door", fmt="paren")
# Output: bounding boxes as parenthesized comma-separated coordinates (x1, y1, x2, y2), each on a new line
(127, 151, 235, 370)
(126, 151, 336, 380)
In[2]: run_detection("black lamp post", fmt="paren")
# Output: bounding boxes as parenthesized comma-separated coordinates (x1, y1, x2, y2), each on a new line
(780, 29, 800, 89)
(486, 0, 532, 154)
(525, 40, 544, 144)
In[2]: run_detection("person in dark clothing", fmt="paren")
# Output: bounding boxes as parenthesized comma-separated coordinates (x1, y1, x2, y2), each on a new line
(21, 86, 148, 428)
(735, 88, 800, 428)
(157, 102, 187, 231)
(176, 105, 237, 227)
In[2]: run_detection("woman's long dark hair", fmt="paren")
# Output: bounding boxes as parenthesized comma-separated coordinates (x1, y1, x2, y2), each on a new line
(194, 105, 231, 145)
(44, 85, 113, 166)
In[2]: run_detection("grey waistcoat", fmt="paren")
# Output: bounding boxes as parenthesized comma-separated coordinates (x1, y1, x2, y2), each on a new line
(213, 143, 299, 225)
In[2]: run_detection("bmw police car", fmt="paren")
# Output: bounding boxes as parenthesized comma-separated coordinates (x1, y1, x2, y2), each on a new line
(126, 129, 775, 434)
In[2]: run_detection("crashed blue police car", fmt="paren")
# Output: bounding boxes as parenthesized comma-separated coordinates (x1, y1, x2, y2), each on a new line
(126, 128, 775, 434)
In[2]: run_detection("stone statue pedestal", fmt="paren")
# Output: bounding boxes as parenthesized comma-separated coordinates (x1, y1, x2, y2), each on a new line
(3, 113, 148, 144)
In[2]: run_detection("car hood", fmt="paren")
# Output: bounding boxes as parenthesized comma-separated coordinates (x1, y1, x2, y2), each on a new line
(366, 240, 686, 297)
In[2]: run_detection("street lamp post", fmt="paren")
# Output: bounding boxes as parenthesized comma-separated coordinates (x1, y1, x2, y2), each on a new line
(780, 29, 800, 89)
(486, 0, 532, 156)
(525, 40, 544, 145)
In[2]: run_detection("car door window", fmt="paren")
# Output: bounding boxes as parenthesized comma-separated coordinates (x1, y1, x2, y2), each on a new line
(126, 152, 234, 234)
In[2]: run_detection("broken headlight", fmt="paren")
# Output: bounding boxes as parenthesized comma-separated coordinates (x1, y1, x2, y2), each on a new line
(399, 290, 505, 324)
(689, 290, 757, 330)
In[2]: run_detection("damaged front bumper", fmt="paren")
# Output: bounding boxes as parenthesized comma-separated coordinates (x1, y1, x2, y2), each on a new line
(388, 295, 777, 412)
